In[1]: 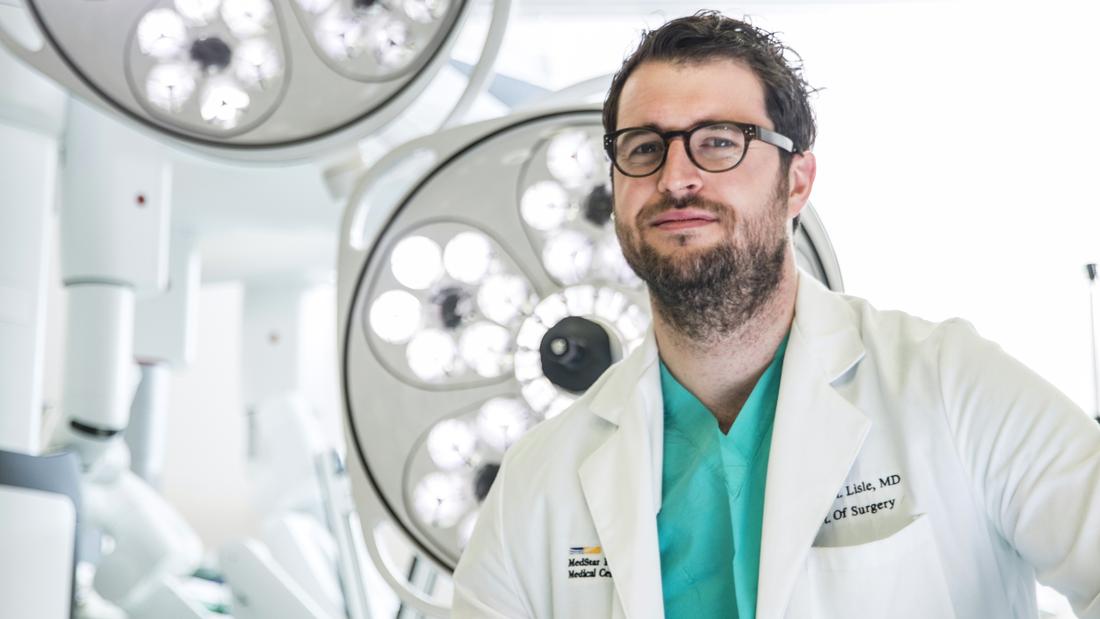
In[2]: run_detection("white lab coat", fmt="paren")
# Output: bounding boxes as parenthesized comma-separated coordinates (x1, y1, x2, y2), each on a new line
(452, 272, 1100, 619)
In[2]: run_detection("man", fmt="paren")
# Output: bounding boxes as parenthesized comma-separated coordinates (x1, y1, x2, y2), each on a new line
(453, 11, 1100, 619)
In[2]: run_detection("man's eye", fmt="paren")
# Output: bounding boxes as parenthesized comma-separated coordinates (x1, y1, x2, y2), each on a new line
(631, 142, 661, 155)
(699, 136, 740, 149)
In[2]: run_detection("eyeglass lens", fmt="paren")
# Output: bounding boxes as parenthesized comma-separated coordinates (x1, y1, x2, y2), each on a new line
(613, 123, 747, 176)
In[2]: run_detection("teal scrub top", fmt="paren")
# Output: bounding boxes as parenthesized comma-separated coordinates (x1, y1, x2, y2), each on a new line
(657, 334, 789, 619)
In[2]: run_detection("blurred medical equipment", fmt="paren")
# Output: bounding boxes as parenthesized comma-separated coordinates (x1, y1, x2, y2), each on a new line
(335, 102, 845, 616)
(0, 449, 81, 619)
(0, 0, 512, 614)
(1087, 263, 1099, 423)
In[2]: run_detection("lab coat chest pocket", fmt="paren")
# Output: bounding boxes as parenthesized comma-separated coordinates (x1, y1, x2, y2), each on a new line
(786, 515, 956, 619)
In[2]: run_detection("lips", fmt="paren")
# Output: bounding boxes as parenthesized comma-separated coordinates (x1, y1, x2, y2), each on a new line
(650, 209, 719, 228)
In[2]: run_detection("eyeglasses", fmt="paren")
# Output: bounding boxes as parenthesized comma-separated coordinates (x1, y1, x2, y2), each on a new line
(603, 120, 796, 178)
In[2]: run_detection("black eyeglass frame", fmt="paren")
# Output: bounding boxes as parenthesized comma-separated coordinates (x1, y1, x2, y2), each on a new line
(602, 120, 797, 178)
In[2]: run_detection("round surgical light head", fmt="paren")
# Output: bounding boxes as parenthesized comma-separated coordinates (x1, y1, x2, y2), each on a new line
(2, 0, 506, 161)
(337, 105, 845, 611)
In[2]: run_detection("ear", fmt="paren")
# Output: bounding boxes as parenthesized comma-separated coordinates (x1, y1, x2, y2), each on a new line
(785, 151, 816, 219)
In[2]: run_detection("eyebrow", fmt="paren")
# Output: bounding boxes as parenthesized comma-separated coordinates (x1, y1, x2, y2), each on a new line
(628, 118, 739, 132)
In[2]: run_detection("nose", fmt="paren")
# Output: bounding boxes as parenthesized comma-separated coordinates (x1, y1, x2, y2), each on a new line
(656, 136, 703, 199)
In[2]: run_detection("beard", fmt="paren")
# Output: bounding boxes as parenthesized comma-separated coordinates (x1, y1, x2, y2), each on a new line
(615, 180, 790, 344)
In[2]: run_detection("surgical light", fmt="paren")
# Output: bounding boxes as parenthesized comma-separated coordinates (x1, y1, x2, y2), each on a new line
(425, 419, 477, 470)
(337, 105, 846, 616)
(1, 0, 510, 161)
(146, 64, 198, 112)
(175, 0, 221, 26)
(443, 232, 494, 285)
(137, 9, 189, 59)
(390, 235, 443, 290)
(368, 290, 422, 344)
(233, 39, 282, 88)
(220, 0, 274, 38)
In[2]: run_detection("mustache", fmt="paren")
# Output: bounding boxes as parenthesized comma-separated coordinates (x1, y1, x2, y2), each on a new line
(636, 194, 730, 226)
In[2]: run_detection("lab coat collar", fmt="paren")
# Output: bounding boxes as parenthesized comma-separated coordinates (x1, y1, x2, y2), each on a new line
(756, 271, 872, 619)
(580, 331, 665, 619)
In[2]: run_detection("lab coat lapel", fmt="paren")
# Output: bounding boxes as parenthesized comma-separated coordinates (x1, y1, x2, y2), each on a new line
(579, 334, 665, 619)
(756, 274, 872, 619)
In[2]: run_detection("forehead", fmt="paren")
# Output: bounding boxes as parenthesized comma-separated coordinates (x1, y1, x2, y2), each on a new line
(616, 59, 770, 130)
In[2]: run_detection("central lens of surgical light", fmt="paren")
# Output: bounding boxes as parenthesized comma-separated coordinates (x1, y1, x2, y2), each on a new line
(191, 37, 233, 71)
(539, 316, 612, 393)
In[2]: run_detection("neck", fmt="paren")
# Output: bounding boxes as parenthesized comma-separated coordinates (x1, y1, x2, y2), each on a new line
(654, 259, 798, 432)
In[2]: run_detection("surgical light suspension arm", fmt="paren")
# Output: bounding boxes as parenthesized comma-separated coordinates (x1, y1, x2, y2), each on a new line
(1087, 263, 1099, 423)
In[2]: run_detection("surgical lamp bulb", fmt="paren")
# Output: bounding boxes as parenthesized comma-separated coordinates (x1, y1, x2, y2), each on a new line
(369, 290, 422, 344)
(367, 17, 415, 69)
(316, 10, 366, 60)
(520, 181, 570, 232)
(458, 322, 513, 378)
(406, 329, 460, 381)
(477, 274, 531, 326)
(390, 235, 443, 290)
(137, 9, 189, 60)
(412, 472, 471, 528)
(443, 232, 493, 285)
(296, 0, 335, 13)
(426, 419, 478, 470)
(234, 39, 282, 88)
(546, 130, 599, 188)
(146, 64, 198, 112)
(542, 230, 593, 285)
(200, 81, 251, 129)
(404, 0, 448, 23)
(221, 0, 274, 38)
(175, 0, 222, 25)
(476, 397, 531, 452)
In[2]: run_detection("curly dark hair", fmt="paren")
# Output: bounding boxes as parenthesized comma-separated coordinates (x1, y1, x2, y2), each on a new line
(602, 10, 818, 165)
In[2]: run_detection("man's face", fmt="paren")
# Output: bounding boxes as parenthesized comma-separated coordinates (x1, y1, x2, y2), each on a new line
(611, 59, 804, 335)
